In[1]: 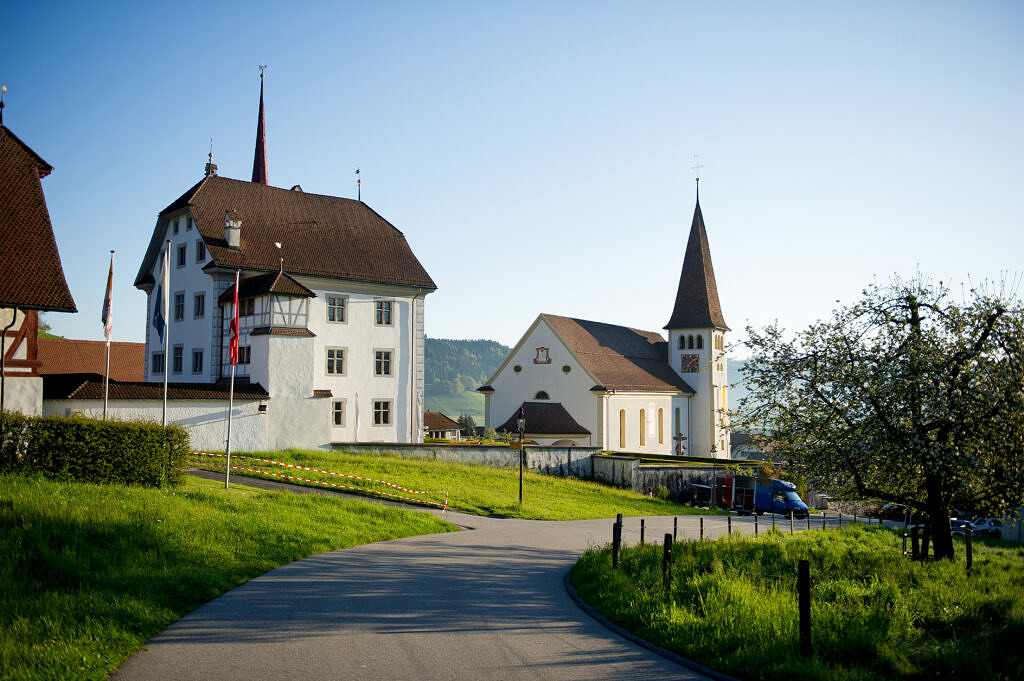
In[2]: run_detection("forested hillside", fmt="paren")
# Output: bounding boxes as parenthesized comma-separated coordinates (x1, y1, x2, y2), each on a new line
(423, 337, 510, 421)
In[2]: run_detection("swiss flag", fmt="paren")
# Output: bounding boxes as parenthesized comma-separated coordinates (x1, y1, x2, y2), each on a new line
(229, 271, 239, 365)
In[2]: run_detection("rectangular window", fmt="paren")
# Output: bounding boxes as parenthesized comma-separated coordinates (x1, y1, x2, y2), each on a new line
(374, 349, 392, 376)
(174, 292, 185, 321)
(172, 218, 179, 235)
(375, 300, 393, 326)
(186, 217, 193, 231)
(177, 244, 186, 268)
(172, 345, 183, 374)
(238, 346, 251, 364)
(192, 349, 203, 374)
(151, 352, 165, 374)
(327, 295, 346, 322)
(196, 240, 206, 262)
(241, 298, 255, 317)
(193, 293, 205, 319)
(332, 400, 345, 427)
(326, 348, 345, 375)
(373, 400, 391, 426)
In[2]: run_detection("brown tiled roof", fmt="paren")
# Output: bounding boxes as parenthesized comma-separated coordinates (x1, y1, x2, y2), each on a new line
(665, 200, 728, 331)
(424, 411, 461, 430)
(135, 175, 436, 290)
(43, 373, 269, 400)
(543, 314, 696, 393)
(249, 327, 315, 337)
(37, 338, 144, 381)
(0, 126, 76, 312)
(496, 402, 590, 436)
(217, 270, 314, 303)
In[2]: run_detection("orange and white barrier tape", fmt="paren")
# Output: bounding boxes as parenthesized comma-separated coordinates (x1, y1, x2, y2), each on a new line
(191, 451, 448, 512)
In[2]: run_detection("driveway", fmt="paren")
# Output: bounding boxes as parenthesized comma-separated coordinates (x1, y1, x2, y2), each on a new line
(114, 474, 751, 681)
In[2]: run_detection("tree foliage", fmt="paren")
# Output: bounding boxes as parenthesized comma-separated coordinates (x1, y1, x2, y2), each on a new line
(738, 275, 1024, 559)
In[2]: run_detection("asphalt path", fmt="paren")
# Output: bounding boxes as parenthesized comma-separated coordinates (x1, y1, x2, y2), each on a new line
(114, 473, 856, 681)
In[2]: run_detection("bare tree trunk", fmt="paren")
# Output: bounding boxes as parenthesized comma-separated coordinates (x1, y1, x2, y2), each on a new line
(926, 473, 955, 560)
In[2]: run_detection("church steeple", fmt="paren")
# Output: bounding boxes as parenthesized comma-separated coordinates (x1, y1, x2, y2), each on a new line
(664, 192, 729, 331)
(251, 66, 268, 185)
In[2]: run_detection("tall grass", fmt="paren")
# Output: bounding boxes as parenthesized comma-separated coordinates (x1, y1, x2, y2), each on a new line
(571, 525, 1024, 681)
(195, 448, 719, 520)
(0, 474, 453, 681)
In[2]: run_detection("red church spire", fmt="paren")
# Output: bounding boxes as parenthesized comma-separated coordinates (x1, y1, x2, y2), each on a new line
(251, 66, 268, 185)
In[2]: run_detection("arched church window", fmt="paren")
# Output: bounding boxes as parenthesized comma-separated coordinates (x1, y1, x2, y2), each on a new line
(678, 336, 685, 350)
(534, 390, 550, 400)
(639, 409, 646, 446)
(619, 410, 626, 448)
(658, 408, 664, 444)
(688, 335, 694, 349)
(696, 335, 703, 349)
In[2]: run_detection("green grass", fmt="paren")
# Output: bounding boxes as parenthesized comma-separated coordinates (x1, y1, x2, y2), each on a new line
(571, 525, 1024, 681)
(197, 448, 719, 520)
(0, 474, 454, 681)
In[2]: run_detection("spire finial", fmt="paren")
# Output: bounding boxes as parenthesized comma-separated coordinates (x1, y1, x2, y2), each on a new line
(205, 137, 218, 176)
(692, 154, 703, 201)
(259, 63, 267, 79)
(0, 85, 7, 125)
(355, 168, 361, 201)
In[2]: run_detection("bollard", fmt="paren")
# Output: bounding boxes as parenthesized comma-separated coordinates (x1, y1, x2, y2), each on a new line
(640, 518, 646, 545)
(662, 533, 673, 596)
(966, 527, 973, 574)
(700, 517, 704, 541)
(612, 521, 622, 568)
(789, 513, 795, 535)
(798, 559, 812, 656)
(754, 513, 759, 536)
(806, 515, 811, 532)
(822, 512, 826, 531)
(911, 526, 920, 560)
(728, 516, 732, 536)
(839, 512, 843, 528)
(673, 516, 678, 542)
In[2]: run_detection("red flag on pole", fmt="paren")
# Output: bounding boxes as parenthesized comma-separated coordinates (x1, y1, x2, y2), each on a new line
(102, 252, 113, 342)
(229, 271, 240, 365)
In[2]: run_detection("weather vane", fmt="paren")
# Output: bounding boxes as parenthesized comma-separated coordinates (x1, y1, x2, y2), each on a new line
(259, 63, 267, 79)
(692, 154, 703, 199)
(356, 168, 361, 201)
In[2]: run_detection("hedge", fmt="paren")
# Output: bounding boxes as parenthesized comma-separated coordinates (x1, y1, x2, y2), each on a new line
(0, 412, 190, 487)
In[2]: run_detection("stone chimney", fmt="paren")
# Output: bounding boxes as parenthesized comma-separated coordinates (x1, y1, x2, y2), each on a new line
(224, 210, 241, 249)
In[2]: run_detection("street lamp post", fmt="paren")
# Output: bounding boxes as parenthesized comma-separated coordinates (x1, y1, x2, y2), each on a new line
(517, 409, 526, 505)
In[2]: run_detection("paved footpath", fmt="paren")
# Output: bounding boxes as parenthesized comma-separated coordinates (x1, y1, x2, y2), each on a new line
(114, 474, 759, 681)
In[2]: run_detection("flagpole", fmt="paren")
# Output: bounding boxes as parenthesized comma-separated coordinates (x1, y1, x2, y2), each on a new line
(161, 241, 170, 426)
(103, 250, 114, 420)
(225, 270, 240, 489)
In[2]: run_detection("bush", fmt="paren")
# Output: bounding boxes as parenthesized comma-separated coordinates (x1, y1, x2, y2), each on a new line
(0, 412, 189, 486)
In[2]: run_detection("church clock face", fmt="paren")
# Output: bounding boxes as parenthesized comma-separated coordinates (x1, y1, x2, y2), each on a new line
(680, 353, 700, 373)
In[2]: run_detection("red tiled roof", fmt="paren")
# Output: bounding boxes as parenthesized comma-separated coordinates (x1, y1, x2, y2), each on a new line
(496, 402, 590, 436)
(37, 338, 144, 381)
(0, 126, 76, 312)
(424, 411, 461, 430)
(665, 200, 728, 331)
(135, 175, 436, 290)
(543, 314, 696, 393)
(43, 373, 269, 400)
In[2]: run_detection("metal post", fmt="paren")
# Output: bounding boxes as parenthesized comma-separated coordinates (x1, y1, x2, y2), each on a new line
(640, 518, 645, 545)
(673, 516, 678, 542)
(700, 517, 704, 541)
(839, 512, 843, 528)
(822, 512, 826, 530)
(789, 513, 794, 535)
(806, 515, 811, 532)
(662, 533, 673, 596)
(612, 520, 622, 568)
(754, 513, 758, 536)
(728, 516, 732, 536)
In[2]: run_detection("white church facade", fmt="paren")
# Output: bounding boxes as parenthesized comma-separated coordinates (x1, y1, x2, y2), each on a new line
(480, 193, 731, 458)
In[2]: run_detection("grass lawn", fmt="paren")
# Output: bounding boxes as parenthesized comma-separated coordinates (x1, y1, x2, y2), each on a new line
(0, 474, 454, 681)
(571, 524, 1024, 681)
(194, 448, 717, 520)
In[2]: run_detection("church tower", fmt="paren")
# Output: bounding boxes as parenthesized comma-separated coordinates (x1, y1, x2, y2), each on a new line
(664, 186, 730, 458)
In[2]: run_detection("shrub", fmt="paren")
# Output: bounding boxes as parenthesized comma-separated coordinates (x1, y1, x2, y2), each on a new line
(0, 412, 189, 486)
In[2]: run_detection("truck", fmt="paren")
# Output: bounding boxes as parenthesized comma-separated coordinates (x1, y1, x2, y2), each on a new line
(713, 474, 809, 518)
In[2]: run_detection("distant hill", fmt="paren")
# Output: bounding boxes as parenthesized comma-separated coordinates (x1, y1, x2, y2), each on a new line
(424, 337, 510, 421)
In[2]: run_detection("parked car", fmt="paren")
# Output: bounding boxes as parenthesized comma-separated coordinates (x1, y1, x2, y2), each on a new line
(877, 503, 909, 522)
(970, 517, 1002, 537)
(950, 517, 973, 534)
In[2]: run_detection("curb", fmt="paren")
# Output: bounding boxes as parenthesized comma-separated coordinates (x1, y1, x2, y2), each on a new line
(563, 570, 743, 681)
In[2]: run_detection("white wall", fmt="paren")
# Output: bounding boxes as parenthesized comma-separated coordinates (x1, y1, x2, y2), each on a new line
(1, 307, 42, 416)
(666, 328, 730, 457)
(42, 398, 268, 452)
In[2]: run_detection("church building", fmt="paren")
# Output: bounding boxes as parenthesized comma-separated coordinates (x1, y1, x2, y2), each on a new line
(480, 189, 730, 457)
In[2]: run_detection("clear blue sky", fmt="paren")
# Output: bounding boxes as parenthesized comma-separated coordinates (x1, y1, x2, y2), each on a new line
(5, 1, 1022, 350)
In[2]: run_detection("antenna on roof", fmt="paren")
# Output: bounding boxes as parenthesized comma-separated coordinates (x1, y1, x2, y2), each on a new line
(692, 154, 703, 201)
(275, 241, 283, 273)
(355, 168, 361, 202)
(0, 85, 6, 125)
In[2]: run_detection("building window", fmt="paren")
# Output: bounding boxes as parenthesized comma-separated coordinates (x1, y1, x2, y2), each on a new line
(240, 298, 255, 317)
(186, 216, 193, 231)
(619, 409, 626, 449)
(192, 349, 203, 374)
(332, 400, 346, 426)
(678, 336, 685, 350)
(639, 409, 646, 446)
(196, 240, 206, 262)
(326, 348, 345, 375)
(658, 408, 664, 445)
(172, 218, 179, 235)
(177, 244, 187, 268)
(151, 352, 165, 374)
(174, 293, 185, 321)
(193, 293, 205, 319)
(534, 390, 549, 400)
(327, 295, 347, 323)
(688, 335, 695, 349)
(696, 335, 703, 349)
(237, 346, 251, 364)
(373, 400, 391, 425)
(374, 350, 392, 376)
(172, 345, 183, 374)
(375, 300, 393, 326)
